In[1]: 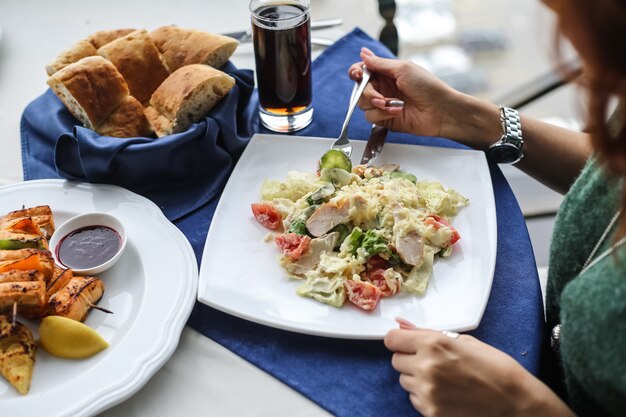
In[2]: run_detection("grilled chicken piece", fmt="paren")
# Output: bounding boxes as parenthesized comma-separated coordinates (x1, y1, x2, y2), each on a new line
(46, 268, 73, 298)
(0, 205, 55, 239)
(48, 277, 104, 322)
(0, 315, 36, 395)
(0, 250, 55, 283)
(394, 231, 424, 266)
(0, 249, 41, 262)
(0, 282, 47, 318)
(391, 206, 425, 266)
(306, 199, 351, 237)
(0, 270, 45, 285)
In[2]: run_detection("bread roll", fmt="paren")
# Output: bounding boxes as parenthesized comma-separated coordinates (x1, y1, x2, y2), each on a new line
(144, 106, 174, 138)
(47, 56, 129, 130)
(97, 29, 170, 104)
(150, 26, 238, 72)
(150, 64, 235, 134)
(97, 96, 153, 138)
(45, 40, 97, 76)
(88, 28, 136, 49)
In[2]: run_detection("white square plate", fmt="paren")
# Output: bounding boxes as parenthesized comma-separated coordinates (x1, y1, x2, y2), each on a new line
(198, 134, 497, 339)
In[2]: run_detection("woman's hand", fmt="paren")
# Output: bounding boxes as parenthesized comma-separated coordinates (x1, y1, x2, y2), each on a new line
(385, 321, 577, 417)
(348, 48, 466, 139)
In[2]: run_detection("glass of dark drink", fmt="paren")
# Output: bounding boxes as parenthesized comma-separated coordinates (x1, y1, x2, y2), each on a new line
(250, 0, 313, 132)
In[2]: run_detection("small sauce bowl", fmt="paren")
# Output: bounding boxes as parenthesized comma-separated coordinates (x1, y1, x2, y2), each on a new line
(49, 213, 127, 275)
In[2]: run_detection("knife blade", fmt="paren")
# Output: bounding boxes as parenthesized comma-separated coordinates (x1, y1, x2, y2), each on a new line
(360, 125, 389, 165)
(222, 18, 343, 42)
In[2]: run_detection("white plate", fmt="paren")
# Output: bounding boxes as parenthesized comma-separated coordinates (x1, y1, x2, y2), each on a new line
(198, 134, 497, 339)
(0, 180, 198, 416)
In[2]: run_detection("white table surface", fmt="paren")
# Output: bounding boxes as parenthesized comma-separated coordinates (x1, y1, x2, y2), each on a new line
(0, 1, 383, 415)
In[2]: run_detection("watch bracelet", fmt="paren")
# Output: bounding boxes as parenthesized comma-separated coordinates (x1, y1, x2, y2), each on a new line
(500, 106, 523, 146)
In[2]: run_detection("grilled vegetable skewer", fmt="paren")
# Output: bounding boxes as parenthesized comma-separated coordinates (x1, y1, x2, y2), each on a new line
(0, 314, 36, 395)
(48, 277, 105, 322)
(89, 304, 113, 314)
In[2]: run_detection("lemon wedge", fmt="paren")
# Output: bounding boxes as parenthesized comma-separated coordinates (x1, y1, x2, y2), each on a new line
(39, 316, 108, 359)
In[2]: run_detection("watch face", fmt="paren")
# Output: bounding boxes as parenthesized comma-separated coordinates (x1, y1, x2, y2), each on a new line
(487, 143, 522, 164)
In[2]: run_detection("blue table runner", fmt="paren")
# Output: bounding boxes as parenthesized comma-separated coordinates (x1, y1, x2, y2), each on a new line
(21, 28, 544, 417)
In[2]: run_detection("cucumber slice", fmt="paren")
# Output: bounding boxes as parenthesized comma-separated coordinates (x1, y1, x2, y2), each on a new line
(319, 150, 352, 172)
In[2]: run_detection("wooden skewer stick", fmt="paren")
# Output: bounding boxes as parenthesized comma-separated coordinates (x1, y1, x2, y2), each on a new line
(11, 301, 17, 328)
(89, 303, 113, 314)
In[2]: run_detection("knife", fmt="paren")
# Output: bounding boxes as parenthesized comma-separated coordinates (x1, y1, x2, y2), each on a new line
(222, 18, 343, 43)
(360, 99, 404, 165)
(360, 125, 389, 165)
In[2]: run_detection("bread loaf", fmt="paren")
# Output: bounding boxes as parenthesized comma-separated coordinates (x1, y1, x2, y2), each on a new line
(144, 106, 174, 138)
(97, 30, 170, 104)
(149, 64, 235, 134)
(150, 26, 238, 72)
(45, 40, 97, 76)
(47, 56, 129, 130)
(98, 96, 153, 138)
(46, 29, 137, 76)
(88, 28, 136, 49)
(46, 26, 239, 138)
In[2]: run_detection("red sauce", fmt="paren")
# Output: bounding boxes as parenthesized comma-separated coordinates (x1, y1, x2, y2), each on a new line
(57, 225, 121, 270)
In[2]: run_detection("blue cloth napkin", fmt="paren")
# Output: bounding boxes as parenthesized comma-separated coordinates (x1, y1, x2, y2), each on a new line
(21, 28, 545, 417)
(21, 62, 258, 220)
(188, 30, 544, 417)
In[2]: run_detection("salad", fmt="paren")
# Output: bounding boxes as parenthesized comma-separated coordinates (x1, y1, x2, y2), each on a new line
(251, 150, 469, 311)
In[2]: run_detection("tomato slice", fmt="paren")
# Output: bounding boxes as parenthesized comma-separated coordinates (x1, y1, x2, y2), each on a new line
(425, 214, 461, 245)
(274, 233, 311, 261)
(251, 203, 282, 230)
(344, 280, 381, 311)
(362, 268, 396, 297)
(362, 256, 396, 296)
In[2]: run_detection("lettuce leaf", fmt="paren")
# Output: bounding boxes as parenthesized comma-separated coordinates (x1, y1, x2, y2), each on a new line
(401, 245, 436, 295)
(296, 276, 346, 307)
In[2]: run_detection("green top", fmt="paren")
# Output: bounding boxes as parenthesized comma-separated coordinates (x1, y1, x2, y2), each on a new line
(546, 159, 626, 416)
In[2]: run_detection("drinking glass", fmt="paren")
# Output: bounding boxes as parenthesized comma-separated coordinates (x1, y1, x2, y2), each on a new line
(250, 0, 313, 132)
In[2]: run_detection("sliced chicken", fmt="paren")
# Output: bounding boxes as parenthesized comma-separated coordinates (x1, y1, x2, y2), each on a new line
(0, 281, 47, 318)
(48, 276, 104, 322)
(306, 199, 351, 237)
(0, 249, 41, 262)
(0, 315, 36, 395)
(0, 270, 45, 285)
(286, 233, 339, 275)
(394, 231, 424, 266)
(391, 205, 425, 266)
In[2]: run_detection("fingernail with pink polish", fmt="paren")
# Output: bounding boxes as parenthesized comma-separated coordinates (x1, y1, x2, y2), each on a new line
(396, 317, 417, 330)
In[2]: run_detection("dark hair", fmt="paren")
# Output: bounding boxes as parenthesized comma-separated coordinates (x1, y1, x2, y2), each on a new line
(554, 0, 626, 233)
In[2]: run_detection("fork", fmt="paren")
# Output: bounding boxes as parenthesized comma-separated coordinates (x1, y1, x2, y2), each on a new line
(330, 66, 372, 157)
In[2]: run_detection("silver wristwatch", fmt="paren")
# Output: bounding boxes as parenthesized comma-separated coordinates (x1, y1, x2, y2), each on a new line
(486, 106, 524, 164)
